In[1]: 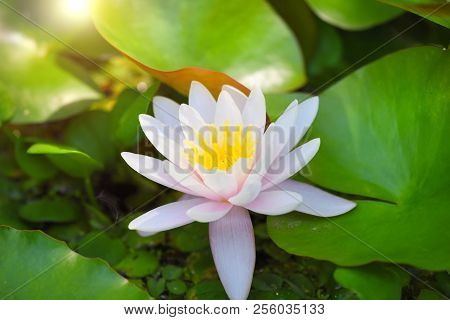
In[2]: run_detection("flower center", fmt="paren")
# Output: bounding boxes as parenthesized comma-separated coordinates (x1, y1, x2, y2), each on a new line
(184, 123, 256, 171)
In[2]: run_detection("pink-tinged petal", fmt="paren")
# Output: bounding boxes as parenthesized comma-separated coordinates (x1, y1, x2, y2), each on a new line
(222, 85, 247, 110)
(244, 190, 302, 215)
(262, 138, 321, 190)
(215, 91, 243, 126)
(121, 153, 191, 194)
(163, 160, 222, 201)
(153, 96, 180, 128)
(280, 96, 319, 155)
(189, 81, 215, 122)
(228, 174, 262, 206)
(139, 114, 188, 169)
(209, 206, 255, 300)
(277, 180, 356, 217)
(242, 87, 266, 129)
(187, 201, 233, 223)
(129, 198, 206, 233)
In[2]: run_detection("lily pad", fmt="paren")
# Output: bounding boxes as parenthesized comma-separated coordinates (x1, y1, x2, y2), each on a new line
(116, 250, 160, 277)
(268, 46, 450, 270)
(334, 264, 410, 299)
(19, 197, 81, 223)
(91, 0, 305, 95)
(0, 226, 149, 299)
(28, 142, 103, 178)
(110, 82, 159, 148)
(77, 231, 128, 266)
(0, 13, 100, 124)
(379, 0, 450, 28)
(14, 139, 57, 181)
(305, 0, 403, 30)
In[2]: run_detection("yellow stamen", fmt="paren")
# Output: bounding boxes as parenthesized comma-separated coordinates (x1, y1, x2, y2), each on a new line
(184, 122, 255, 171)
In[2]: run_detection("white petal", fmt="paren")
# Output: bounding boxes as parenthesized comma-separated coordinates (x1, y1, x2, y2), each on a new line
(222, 85, 248, 111)
(179, 103, 208, 146)
(209, 206, 255, 300)
(276, 179, 356, 217)
(280, 96, 319, 155)
(121, 152, 191, 194)
(153, 96, 180, 128)
(189, 81, 216, 122)
(136, 230, 156, 237)
(179, 104, 206, 132)
(244, 190, 302, 215)
(215, 91, 243, 126)
(129, 198, 206, 233)
(262, 138, 321, 190)
(251, 123, 288, 176)
(187, 201, 233, 223)
(139, 114, 188, 169)
(201, 170, 238, 199)
(242, 87, 266, 129)
(228, 174, 262, 206)
(163, 160, 222, 200)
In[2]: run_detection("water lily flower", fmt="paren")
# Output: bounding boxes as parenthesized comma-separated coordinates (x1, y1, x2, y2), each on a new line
(121, 81, 356, 300)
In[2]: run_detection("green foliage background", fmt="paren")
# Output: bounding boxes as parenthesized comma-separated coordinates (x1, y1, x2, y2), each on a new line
(0, 0, 449, 299)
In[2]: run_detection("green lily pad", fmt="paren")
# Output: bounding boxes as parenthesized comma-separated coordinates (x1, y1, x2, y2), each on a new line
(0, 226, 149, 299)
(162, 265, 184, 280)
(0, 10, 100, 124)
(91, 0, 305, 94)
(110, 82, 159, 148)
(147, 277, 166, 297)
(169, 223, 209, 253)
(379, 0, 450, 28)
(14, 139, 57, 181)
(63, 111, 116, 167)
(268, 46, 450, 270)
(77, 231, 128, 266)
(116, 250, 160, 277)
(305, 0, 403, 30)
(0, 201, 27, 229)
(167, 279, 187, 295)
(193, 280, 228, 300)
(28, 142, 103, 178)
(334, 264, 409, 299)
(19, 197, 81, 223)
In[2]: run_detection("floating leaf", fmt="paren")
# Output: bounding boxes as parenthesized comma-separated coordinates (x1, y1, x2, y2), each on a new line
(91, 0, 306, 95)
(167, 280, 187, 295)
(63, 111, 116, 167)
(110, 82, 159, 148)
(0, 201, 27, 229)
(162, 265, 184, 280)
(116, 250, 160, 277)
(268, 46, 450, 270)
(305, 0, 403, 30)
(0, 226, 149, 299)
(379, 0, 450, 28)
(147, 278, 166, 297)
(334, 264, 409, 299)
(77, 231, 128, 266)
(19, 197, 81, 223)
(194, 280, 228, 300)
(169, 223, 209, 253)
(28, 143, 103, 178)
(14, 139, 57, 181)
(0, 10, 100, 124)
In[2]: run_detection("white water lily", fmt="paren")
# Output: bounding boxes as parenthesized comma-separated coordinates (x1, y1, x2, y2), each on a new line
(121, 81, 356, 300)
